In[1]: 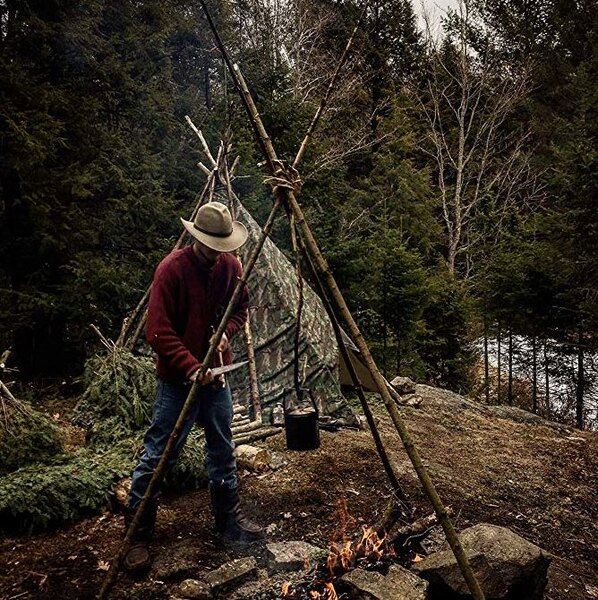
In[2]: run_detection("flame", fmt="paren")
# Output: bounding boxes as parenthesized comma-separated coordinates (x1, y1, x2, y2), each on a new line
(283, 580, 339, 599)
(283, 500, 392, 599)
(282, 581, 293, 597)
(326, 501, 389, 576)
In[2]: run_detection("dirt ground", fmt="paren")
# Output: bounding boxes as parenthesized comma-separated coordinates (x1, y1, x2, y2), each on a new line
(0, 384, 596, 600)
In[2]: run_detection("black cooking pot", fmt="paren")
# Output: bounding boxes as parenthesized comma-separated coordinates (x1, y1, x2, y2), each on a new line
(283, 388, 320, 451)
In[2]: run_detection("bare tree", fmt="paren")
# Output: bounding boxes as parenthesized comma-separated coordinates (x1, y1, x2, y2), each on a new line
(414, 1, 543, 276)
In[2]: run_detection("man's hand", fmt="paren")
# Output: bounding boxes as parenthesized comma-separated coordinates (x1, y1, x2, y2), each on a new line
(190, 367, 214, 386)
(210, 332, 229, 353)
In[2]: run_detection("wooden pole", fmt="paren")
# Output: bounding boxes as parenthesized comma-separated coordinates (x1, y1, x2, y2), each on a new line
(290, 217, 305, 395)
(292, 12, 363, 170)
(483, 321, 490, 404)
(298, 229, 413, 520)
(200, 6, 484, 592)
(224, 154, 262, 421)
(284, 183, 486, 600)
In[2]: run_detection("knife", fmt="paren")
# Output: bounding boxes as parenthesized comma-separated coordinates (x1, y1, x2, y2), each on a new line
(210, 361, 248, 377)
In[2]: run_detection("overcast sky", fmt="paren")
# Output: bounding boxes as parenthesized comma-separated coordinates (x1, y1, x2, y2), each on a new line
(411, 0, 459, 36)
(415, 0, 459, 31)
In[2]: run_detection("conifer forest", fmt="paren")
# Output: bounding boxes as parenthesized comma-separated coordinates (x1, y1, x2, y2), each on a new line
(1, 0, 596, 432)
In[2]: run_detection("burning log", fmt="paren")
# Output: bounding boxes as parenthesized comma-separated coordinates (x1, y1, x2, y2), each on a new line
(390, 510, 448, 549)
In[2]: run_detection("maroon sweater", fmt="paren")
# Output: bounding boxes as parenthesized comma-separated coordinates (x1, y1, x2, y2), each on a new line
(145, 245, 249, 383)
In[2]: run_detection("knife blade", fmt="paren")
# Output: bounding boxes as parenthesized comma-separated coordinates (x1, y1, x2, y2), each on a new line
(210, 361, 248, 377)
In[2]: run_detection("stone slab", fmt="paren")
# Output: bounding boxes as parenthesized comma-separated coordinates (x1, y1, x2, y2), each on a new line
(266, 540, 326, 572)
(340, 564, 429, 600)
(204, 557, 258, 591)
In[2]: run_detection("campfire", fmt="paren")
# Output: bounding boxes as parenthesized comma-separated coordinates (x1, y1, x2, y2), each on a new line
(280, 499, 408, 600)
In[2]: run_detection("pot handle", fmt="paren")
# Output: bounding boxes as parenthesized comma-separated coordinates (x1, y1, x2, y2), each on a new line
(282, 388, 319, 417)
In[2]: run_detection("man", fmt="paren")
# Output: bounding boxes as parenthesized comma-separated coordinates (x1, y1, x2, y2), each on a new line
(124, 202, 264, 572)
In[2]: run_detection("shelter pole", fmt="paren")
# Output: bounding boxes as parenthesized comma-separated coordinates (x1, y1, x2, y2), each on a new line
(199, 8, 484, 594)
(292, 11, 363, 169)
(223, 153, 262, 421)
(240, 64, 484, 599)
(97, 199, 283, 600)
(296, 226, 413, 519)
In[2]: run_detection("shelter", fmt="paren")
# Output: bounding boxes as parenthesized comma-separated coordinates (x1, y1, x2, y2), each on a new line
(228, 204, 354, 420)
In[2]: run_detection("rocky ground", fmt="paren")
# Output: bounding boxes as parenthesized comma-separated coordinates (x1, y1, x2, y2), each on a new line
(0, 384, 596, 600)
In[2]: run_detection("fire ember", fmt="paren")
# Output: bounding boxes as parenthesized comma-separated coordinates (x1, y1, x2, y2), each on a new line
(280, 499, 407, 600)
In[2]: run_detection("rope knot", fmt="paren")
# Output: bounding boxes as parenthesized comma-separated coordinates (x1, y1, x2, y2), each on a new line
(263, 160, 302, 194)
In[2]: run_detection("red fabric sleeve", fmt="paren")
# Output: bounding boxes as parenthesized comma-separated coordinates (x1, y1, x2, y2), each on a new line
(146, 259, 201, 380)
(224, 257, 249, 340)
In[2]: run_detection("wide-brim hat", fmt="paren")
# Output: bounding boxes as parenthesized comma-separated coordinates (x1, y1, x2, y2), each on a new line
(181, 202, 248, 252)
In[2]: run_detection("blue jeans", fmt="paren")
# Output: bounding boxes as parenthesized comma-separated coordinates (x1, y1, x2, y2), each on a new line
(128, 379, 237, 508)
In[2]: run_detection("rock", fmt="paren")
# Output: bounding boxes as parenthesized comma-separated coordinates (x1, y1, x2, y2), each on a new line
(152, 540, 202, 580)
(403, 394, 423, 407)
(390, 376, 417, 395)
(412, 523, 551, 599)
(340, 564, 429, 599)
(204, 557, 257, 591)
(177, 579, 212, 599)
(268, 451, 288, 470)
(266, 541, 326, 571)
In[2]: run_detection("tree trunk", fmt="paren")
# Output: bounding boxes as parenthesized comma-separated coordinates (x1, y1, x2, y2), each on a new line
(544, 340, 550, 419)
(204, 57, 211, 110)
(483, 321, 490, 403)
(576, 326, 584, 429)
(497, 323, 502, 404)
(508, 326, 513, 405)
(531, 335, 537, 413)
(396, 323, 402, 376)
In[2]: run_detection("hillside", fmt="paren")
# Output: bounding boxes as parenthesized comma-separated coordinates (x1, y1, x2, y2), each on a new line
(0, 385, 596, 600)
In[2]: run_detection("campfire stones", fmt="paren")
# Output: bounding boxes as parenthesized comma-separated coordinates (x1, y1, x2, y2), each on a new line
(339, 564, 429, 600)
(266, 541, 326, 572)
(176, 578, 212, 599)
(203, 557, 258, 592)
(412, 523, 550, 599)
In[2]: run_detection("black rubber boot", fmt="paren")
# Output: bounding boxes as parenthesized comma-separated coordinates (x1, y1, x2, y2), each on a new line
(210, 483, 264, 544)
(122, 502, 158, 572)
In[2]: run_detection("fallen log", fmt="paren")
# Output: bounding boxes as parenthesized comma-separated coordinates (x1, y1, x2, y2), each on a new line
(233, 426, 282, 446)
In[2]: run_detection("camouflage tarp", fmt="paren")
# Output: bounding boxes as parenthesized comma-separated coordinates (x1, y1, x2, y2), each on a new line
(227, 204, 351, 421)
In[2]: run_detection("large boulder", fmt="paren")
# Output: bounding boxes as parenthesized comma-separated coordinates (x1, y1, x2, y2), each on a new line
(412, 523, 550, 599)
